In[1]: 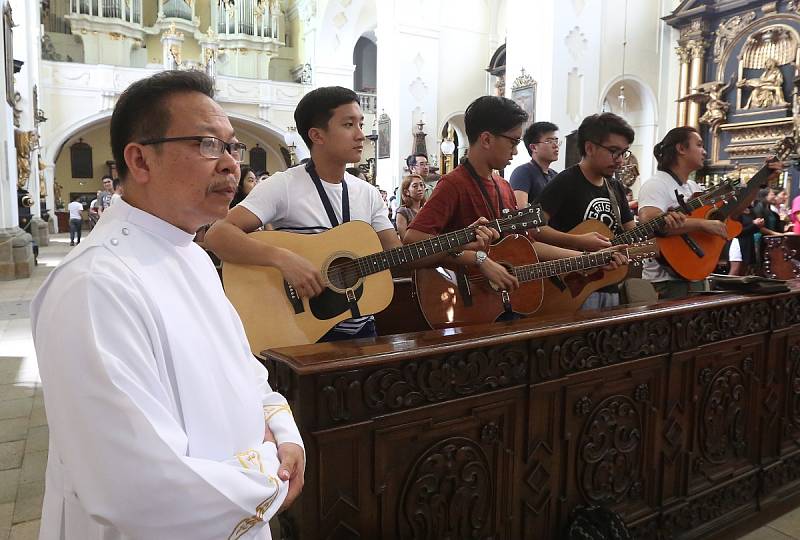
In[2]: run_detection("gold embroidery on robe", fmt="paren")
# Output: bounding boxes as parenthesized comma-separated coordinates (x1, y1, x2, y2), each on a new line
(235, 449, 264, 473)
(263, 404, 292, 423)
(228, 475, 281, 540)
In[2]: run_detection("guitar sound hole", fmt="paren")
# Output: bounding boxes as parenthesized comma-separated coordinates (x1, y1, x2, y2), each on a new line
(327, 257, 360, 290)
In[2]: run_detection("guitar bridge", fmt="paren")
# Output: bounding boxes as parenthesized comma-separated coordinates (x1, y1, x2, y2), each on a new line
(284, 281, 304, 314)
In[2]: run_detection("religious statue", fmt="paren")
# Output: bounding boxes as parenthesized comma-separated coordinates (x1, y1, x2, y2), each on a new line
(14, 130, 32, 190)
(617, 152, 639, 188)
(737, 58, 788, 109)
(300, 63, 312, 85)
(38, 154, 47, 200)
(53, 181, 64, 209)
(169, 44, 182, 68)
(677, 79, 733, 132)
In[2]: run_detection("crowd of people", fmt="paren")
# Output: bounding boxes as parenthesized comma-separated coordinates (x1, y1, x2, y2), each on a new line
(32, 68, 794, 539)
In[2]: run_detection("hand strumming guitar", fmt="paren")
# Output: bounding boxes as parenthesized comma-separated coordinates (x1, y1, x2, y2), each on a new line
(479, 258, 519, 291)
(273, 248, 327, 298)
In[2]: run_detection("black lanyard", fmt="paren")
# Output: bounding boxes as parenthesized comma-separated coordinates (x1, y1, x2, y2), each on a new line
(663, 168, 685, 187)
(463, 159, 504, 219)
(306, 160, 349, 228)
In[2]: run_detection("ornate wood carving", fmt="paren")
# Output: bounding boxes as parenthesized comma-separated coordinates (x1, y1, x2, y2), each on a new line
(674, 302, 770, 349)
(762, 452, 800, 495)
(399, 437, 492, 539)
(532, 319, 671, 382)
(774, 296, 800, 328)
(700, 366, 747, 464)
(578, 395, 644, 505)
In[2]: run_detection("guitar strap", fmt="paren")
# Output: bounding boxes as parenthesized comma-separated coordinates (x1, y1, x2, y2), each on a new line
(603, 178, 624, 235)
(306, 160, 350, 227)
(305, 160, 361, 318)
(463, 159, 505, 220)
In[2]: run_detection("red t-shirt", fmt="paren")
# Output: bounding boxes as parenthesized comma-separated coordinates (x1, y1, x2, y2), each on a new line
(409, 164, 518, 235)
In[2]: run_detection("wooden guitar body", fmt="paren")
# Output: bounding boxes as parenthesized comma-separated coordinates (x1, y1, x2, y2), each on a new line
(223, 220, 393, 353)
(532, 220, 627, 319)
(656, 205, 742, 281)
(415, 235, 542, 329)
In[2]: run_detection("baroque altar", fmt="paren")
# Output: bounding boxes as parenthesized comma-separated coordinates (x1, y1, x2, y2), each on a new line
(666, 0, 800, 192)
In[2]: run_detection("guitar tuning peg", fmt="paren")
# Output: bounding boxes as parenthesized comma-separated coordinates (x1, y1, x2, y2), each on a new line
(502, 208, 510, 215)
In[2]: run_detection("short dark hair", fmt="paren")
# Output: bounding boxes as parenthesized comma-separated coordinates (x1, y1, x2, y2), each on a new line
(294, 86, 359, 149)
(101, 175, 113, 182)
(577, 113, 635, 157)
(523, 121, 559, 156)
(231, 164, 253, 207)
(111, 70, 214, 179)
(406, 153, 428, 169)
(653, 126, 699, 171)
(465, 96, 528, 145)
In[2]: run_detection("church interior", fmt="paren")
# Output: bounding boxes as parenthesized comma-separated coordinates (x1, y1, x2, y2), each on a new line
(4, 0, 800, 538)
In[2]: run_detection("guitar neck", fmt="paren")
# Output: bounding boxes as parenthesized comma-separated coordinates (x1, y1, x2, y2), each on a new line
(354, 217, 519, 277)
(716, 166, 771, 221)
(611, 184, 731, 245)
(514, 250, 618, 283)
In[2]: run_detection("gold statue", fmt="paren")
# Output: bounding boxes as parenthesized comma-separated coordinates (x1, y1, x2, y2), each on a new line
(169, 44, 182, 66)
(14, 130, 32, 190)
(677, 79, 733, 132)
(737, 58, 788, 109)
(53, 181, 64, 208)
(38, 154, 47, 200)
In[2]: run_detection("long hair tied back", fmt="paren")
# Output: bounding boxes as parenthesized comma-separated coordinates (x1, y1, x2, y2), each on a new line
(654, 126, 698, 171)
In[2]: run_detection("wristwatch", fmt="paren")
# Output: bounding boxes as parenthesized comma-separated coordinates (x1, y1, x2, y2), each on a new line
(475, 250, 488, 266)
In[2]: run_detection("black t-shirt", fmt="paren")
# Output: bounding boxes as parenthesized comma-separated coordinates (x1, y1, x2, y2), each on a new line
(510, 161, 557, 201)
(536, 164, 634, 235)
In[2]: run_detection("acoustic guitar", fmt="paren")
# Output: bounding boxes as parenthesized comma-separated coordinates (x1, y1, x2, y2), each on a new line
(415, 234, 658, 329)
(657, 136, 795, 280)
(223, 205, 546, 353)
(533, 177, 744, 318)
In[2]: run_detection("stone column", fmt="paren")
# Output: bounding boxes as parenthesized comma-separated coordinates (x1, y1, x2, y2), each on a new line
(676, 45, 691, 126)
(686, 39, 708, 130)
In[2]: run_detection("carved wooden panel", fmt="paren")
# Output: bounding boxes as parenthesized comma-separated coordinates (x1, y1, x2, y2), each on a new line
(561, 358, 663, 527)
(530, 319, 671, 383)
(773, 295, 800, 329)
(372, 394, 521, 539)
(682, 337, 763, 496)
(781, 335, 800, 457)
(673, 302, 770, 350)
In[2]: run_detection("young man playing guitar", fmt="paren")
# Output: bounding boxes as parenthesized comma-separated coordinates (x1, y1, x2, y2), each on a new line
(206, 86, 496, 340)
(638, 127, 783, 299)
(534, 113, 643, 310)
(404, 96, 625, 303)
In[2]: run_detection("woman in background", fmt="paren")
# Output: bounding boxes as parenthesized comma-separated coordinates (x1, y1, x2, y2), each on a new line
(230, 165, 258, 208)
(395, 174, 426, 239)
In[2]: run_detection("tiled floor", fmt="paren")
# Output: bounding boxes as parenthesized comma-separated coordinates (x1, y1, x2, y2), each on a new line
(1, 233, 800, 540)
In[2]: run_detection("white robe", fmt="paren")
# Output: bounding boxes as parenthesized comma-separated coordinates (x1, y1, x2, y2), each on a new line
(31, 199, 303, 540)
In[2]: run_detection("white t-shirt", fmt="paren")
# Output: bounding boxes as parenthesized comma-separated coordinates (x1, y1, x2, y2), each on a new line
(637, 170, 701, 282)
(67, 201, 83, 220)
(239, 163, 394, 334)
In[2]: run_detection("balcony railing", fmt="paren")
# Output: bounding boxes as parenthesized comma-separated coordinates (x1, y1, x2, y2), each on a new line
(357, 92, 376, 114)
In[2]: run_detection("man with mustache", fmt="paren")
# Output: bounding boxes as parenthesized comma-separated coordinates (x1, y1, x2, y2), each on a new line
(32, 70, 303, 539)
(206, 86, 496, 340)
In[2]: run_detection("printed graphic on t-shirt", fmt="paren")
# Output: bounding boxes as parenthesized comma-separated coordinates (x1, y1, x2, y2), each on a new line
(583, 197, 617, 229)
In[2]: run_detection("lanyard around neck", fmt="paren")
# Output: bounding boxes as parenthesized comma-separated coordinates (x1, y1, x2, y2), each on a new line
(306, 160, 350, 228)
(463, 159, 504, 219)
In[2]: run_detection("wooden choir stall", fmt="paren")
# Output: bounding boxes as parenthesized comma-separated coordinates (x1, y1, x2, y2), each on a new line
(263, 282, 800, 539)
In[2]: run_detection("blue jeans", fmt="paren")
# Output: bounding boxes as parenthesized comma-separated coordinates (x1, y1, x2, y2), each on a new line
(318, 319, 377, 342)
(69, 218, 82, 244)
(581, 291, 620, 310)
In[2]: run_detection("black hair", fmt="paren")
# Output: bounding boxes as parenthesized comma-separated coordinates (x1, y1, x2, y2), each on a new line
(112, 177, 120, 190)
(111, 70, 215, 180)
(464, 96, 528, 145)
(653, 126, 699, 171)
(294, 86, 359, 149)
(71, 194, 81, 202)
(230, 165, 253, 208)
(523, 121, 559, 157)
(577, 113, 635, 157)
(101, 175, 113, 182)
(406, 153, 428, 169)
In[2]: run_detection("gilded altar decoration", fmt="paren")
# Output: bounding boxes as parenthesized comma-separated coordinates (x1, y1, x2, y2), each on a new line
(169, 44, 182, 67)
(713, 12, 756, 64)
(678, 79, 733, 132)
(617, 153, 639, 188)
(38, 154, 46, 200)
(14, 130, 32, 190)
(738, 58, 788, 109)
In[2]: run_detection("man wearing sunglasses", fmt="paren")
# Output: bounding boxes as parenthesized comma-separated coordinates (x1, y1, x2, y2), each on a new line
(510, 121, 560, 208)
(534, 112, 637, 309)
(31, 70, 303, 539)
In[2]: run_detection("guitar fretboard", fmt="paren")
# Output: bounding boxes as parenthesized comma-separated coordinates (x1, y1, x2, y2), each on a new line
(514, 251, 616, 282)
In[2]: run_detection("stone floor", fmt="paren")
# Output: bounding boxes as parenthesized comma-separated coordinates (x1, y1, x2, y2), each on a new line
(0, 233, 799, 540)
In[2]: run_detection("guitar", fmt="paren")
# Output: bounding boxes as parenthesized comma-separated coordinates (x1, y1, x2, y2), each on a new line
(533, 177, 744, 318)
(223, 205, 546, 352)
(415, 235, 658, 329)
(658, 136, 795, 280)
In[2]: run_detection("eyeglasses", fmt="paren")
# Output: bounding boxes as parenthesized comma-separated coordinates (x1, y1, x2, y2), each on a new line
(494, 133, 522, 146)
(536, 138, 562, 147)
(138, 136, 247, 163)
(593, 141, 631, 161)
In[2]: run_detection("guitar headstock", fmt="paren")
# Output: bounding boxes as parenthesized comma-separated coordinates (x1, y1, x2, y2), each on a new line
(773, 136, 796, 162)
(498, 203, 547, 232)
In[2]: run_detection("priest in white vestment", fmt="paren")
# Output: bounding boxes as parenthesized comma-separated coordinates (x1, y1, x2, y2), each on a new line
(31, 70, 304, 540)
